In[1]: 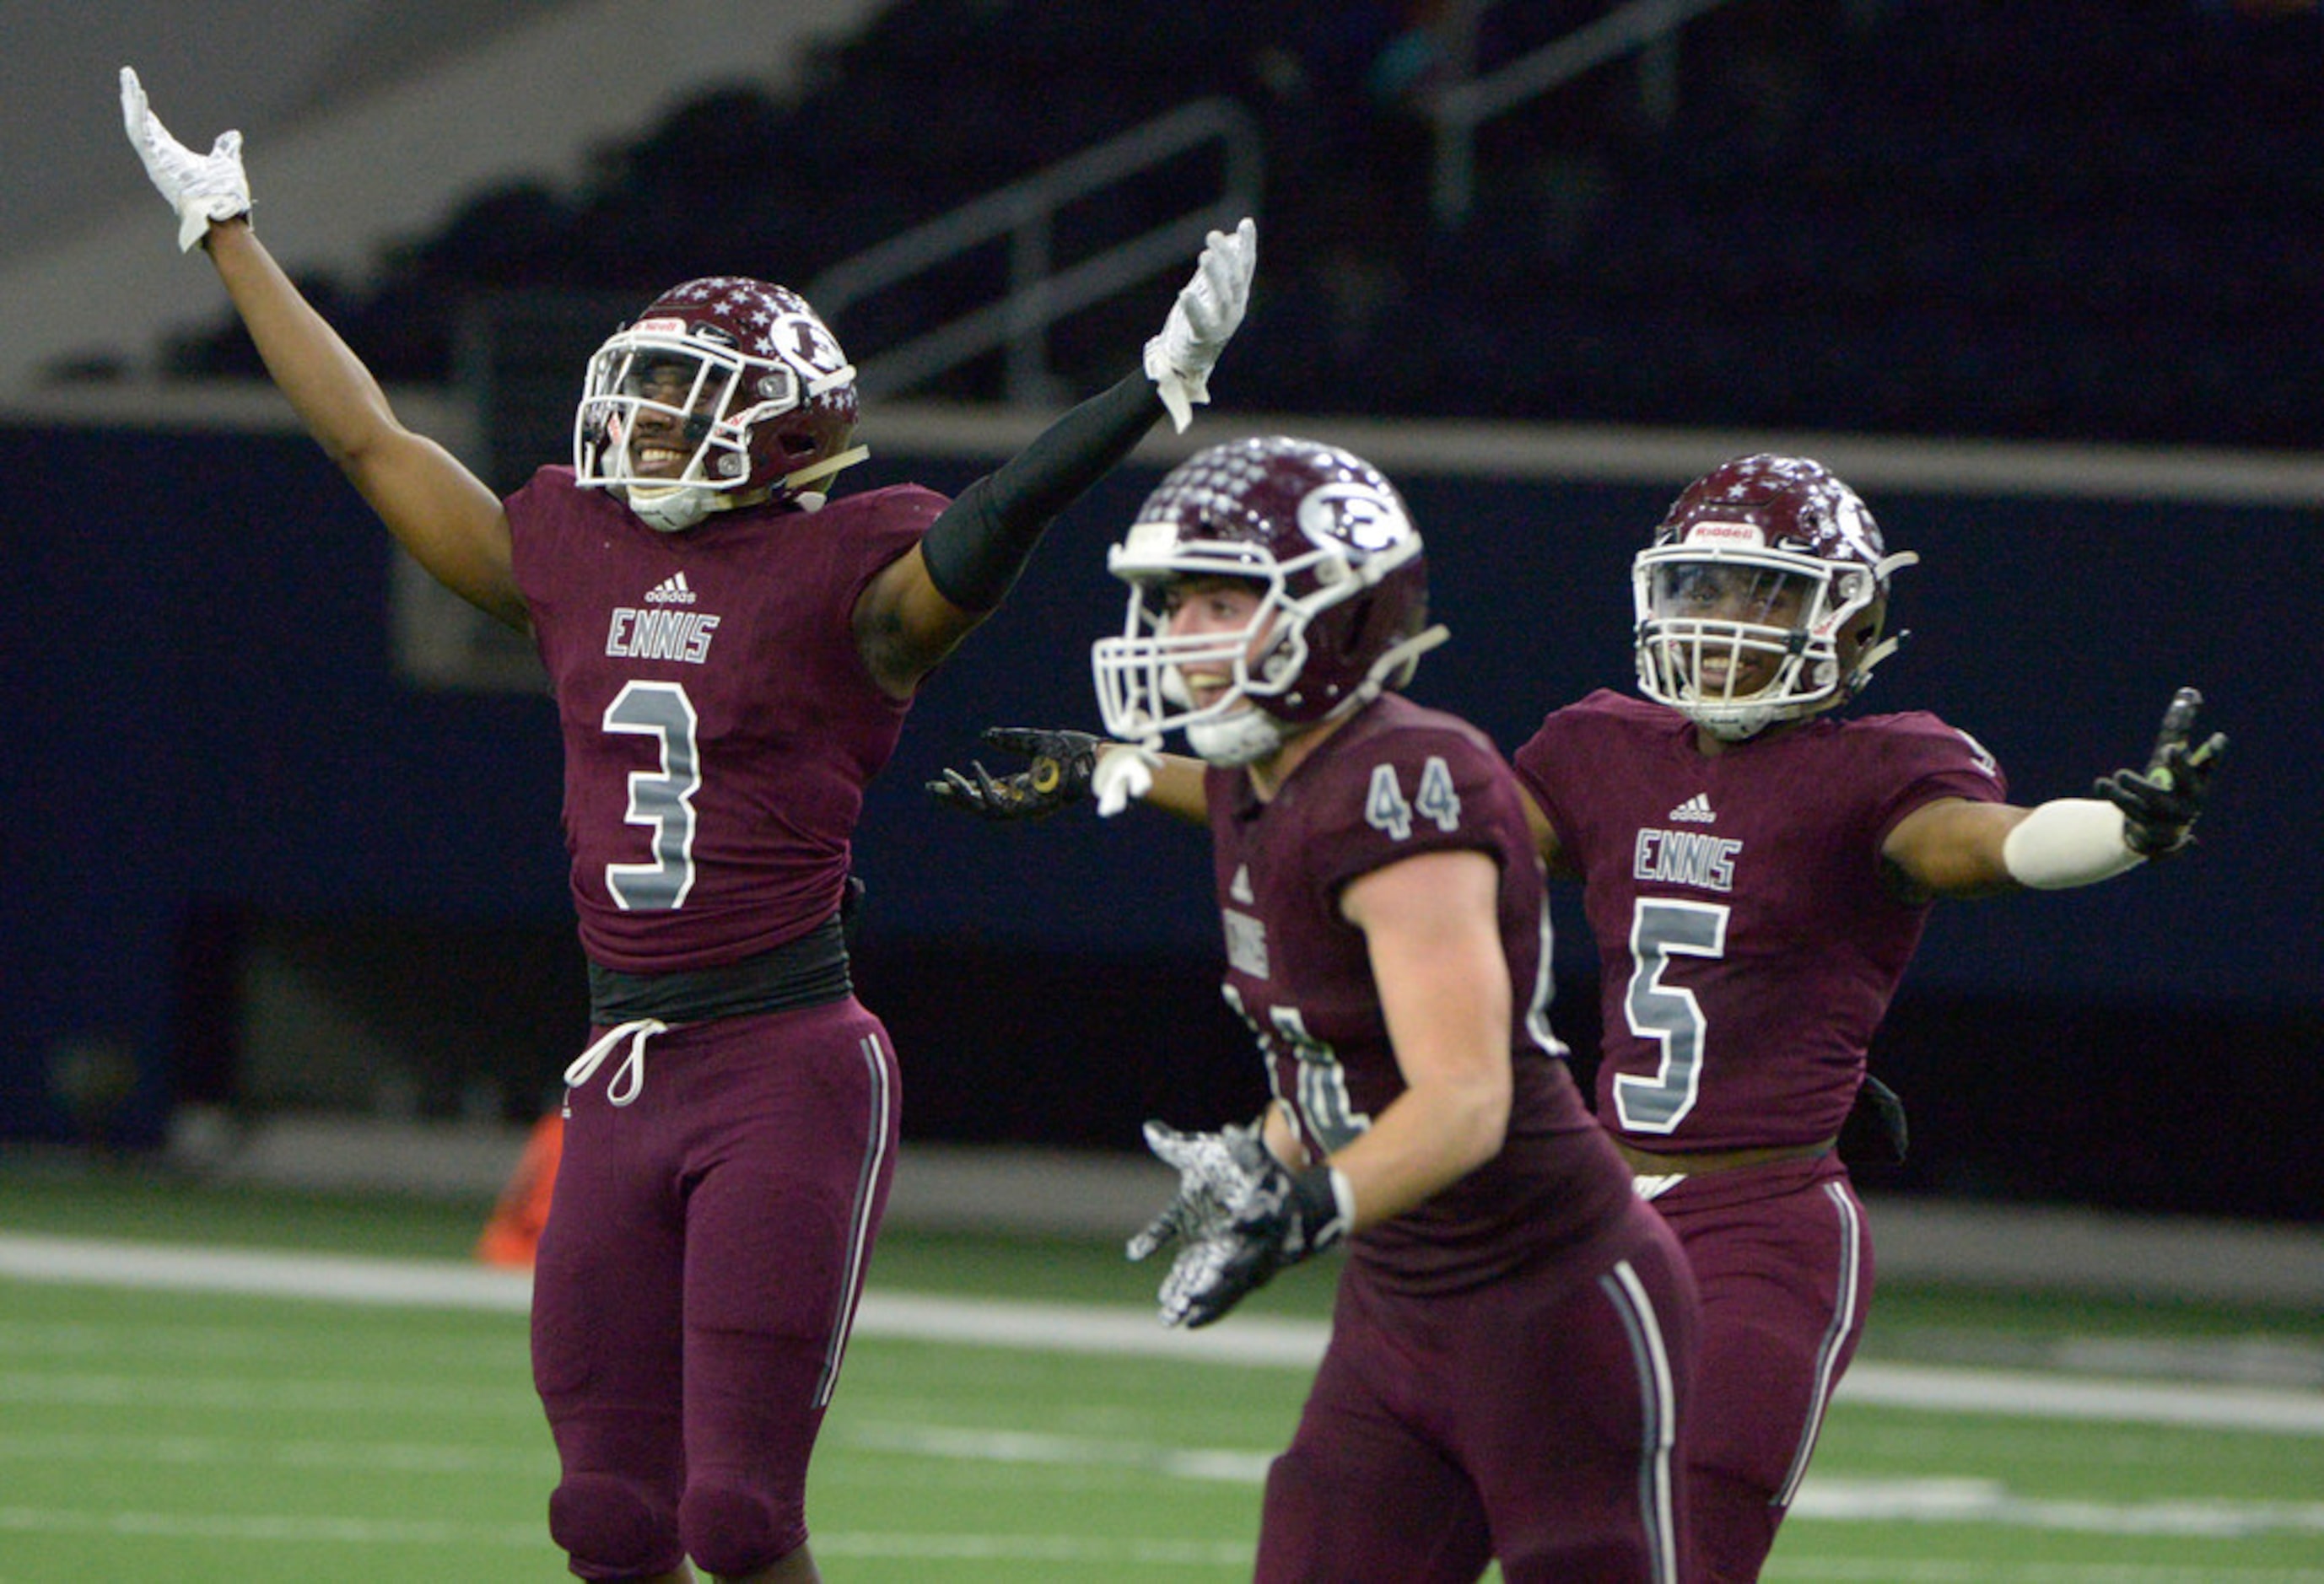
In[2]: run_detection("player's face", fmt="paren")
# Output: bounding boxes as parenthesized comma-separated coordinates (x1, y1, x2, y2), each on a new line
(621, 355, 731, 477)
(1162, 575, 1270, 710)
(1652, 561, 1812, 696)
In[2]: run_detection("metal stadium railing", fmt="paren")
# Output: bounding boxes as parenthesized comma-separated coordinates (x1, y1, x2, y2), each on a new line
(807, 96, 1263, 405)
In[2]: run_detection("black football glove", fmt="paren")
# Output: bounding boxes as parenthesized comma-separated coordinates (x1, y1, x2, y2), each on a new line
(1130, 1120, 1349, 1329)
(2094, 687, 2227, 858)
(1841, 1072, 1909, 1166)
(925, 726, 1102, 821)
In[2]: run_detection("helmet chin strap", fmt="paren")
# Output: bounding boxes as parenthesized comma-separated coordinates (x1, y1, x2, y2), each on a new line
(1184, 623, 1451, 767)
(623, 482, 715, 535)
(782, 444, 869, 509)
(1188, 708, 1291, 767)
(1847, 628, 1908, 696)
(1694, 704, 1781, 742)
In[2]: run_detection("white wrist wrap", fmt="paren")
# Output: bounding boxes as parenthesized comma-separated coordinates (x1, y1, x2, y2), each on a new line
(2001, 798, 2146, 890)
(1092, 742, 1159, 817)
(1325, 1166, 1357, 1234)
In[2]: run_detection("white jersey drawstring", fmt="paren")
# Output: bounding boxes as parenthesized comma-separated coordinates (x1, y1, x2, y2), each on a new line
(563, 1018, 668, 1111)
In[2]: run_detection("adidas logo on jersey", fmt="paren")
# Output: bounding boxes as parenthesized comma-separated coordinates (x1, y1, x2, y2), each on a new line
(607, 574, 722, 664)
(1667, 793, 1716, 823)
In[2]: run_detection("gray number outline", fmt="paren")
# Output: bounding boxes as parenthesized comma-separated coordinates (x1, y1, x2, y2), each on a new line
(1612, 896, 1729, 1134)
(602, 679, 702, 911)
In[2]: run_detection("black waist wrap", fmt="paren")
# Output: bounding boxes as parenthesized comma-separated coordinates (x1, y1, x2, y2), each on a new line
(586, 912, 852, 1026)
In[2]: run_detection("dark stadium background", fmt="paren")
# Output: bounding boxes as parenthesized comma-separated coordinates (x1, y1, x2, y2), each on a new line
(3, 0, 2316, 1225)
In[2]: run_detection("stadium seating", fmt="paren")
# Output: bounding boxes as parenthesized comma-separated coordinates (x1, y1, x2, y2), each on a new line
(155, 0, 2323, 448)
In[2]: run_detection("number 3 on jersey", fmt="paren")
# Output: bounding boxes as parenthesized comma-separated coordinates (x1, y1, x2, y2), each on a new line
(1613, 897, 1728, 1133)
(603, 680, 702, 910)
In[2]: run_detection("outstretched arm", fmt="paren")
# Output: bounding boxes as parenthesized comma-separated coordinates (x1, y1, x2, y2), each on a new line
(927, 727, 1210, 822)
(1883, 687, 2226, 900)
(122, 68, 522, 630)
(855, 219, 1257, 696)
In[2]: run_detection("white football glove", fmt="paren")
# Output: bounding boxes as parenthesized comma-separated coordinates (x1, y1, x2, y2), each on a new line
(1129, 1117, 1350, 1329)
(121, 67, 251, 252)
(1126, 1118, 1264, 1263)
(1143, 217, 1256, 432)
(1091, 741, 1159, 818)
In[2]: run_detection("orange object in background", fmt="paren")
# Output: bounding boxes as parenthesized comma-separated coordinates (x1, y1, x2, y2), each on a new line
(476, 1112, 563, 1269)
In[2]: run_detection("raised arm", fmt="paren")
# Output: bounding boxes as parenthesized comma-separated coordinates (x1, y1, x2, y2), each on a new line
(854, 219, 1257, 696)
(1882, 687, 2226, 901)
(122, 68, 523, 630)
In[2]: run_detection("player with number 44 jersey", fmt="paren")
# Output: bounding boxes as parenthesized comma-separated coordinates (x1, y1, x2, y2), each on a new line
(1089, 438, 1700, 1584)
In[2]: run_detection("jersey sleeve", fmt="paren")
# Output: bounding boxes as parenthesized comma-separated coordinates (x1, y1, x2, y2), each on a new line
(1304, 721, 1521, 903)
(1861, 711, 2010, 849)
(1509, 689, 1624, 869)
(833, 484, 948, 606)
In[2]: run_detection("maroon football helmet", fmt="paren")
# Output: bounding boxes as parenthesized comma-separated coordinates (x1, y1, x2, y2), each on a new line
(1632, 454, 1917, 739)
(1092, 437, 1448, 763)
(573, 277, 865, 531)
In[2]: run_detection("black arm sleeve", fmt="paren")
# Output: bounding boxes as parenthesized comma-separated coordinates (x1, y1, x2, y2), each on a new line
(919, 371, 1161, 612)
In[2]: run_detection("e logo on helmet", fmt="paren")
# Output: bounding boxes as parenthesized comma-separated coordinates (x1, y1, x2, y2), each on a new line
(773, 311, 849, 380)
(1298, 482, 1409, 557)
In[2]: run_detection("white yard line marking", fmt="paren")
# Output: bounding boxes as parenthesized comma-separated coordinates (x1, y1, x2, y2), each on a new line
(1766, 1562, 2324, 1583)
(4, 1231, 2321, 1438)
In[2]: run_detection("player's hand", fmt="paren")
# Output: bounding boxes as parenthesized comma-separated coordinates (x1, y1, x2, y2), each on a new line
(2094, 687, 2226, 857)
(1841, 1073, 1909, 1166)
(121, 67, 252, 252)
(925, 727, 1102, 820)
(1132, 1119, 1349, 1329)
(1144, 217, 1256, 432)
(1126, 1118, 1263, 1262)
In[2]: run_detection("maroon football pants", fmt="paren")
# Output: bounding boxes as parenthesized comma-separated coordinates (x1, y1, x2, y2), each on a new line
(531, 998, 899, 1580)
(1647, 1153, 1873, 1584)
(1256, 1194, 1699, 1583)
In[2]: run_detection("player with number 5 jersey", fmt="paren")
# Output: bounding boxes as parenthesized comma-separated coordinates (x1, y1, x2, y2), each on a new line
(1512, 453, 2228, 1582)
(122, 62, 1257, 1584)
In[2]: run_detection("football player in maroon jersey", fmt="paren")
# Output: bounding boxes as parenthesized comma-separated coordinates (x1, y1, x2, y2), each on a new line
(1081, 436, 1700, 1583)
(933, 452, 2223, 1583)
(1503, 454, 2222, 1581)
(124, 68, 1254, 1584)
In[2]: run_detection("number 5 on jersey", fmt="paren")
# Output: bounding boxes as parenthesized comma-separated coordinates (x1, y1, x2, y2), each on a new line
(1615, 897, 1728, 1132)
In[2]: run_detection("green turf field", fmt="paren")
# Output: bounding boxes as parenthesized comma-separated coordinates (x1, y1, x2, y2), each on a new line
(3, 1159, 2319, 1581)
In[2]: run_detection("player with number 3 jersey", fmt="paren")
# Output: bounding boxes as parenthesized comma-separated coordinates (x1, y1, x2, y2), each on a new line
(122, 63, 1257, 1584)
